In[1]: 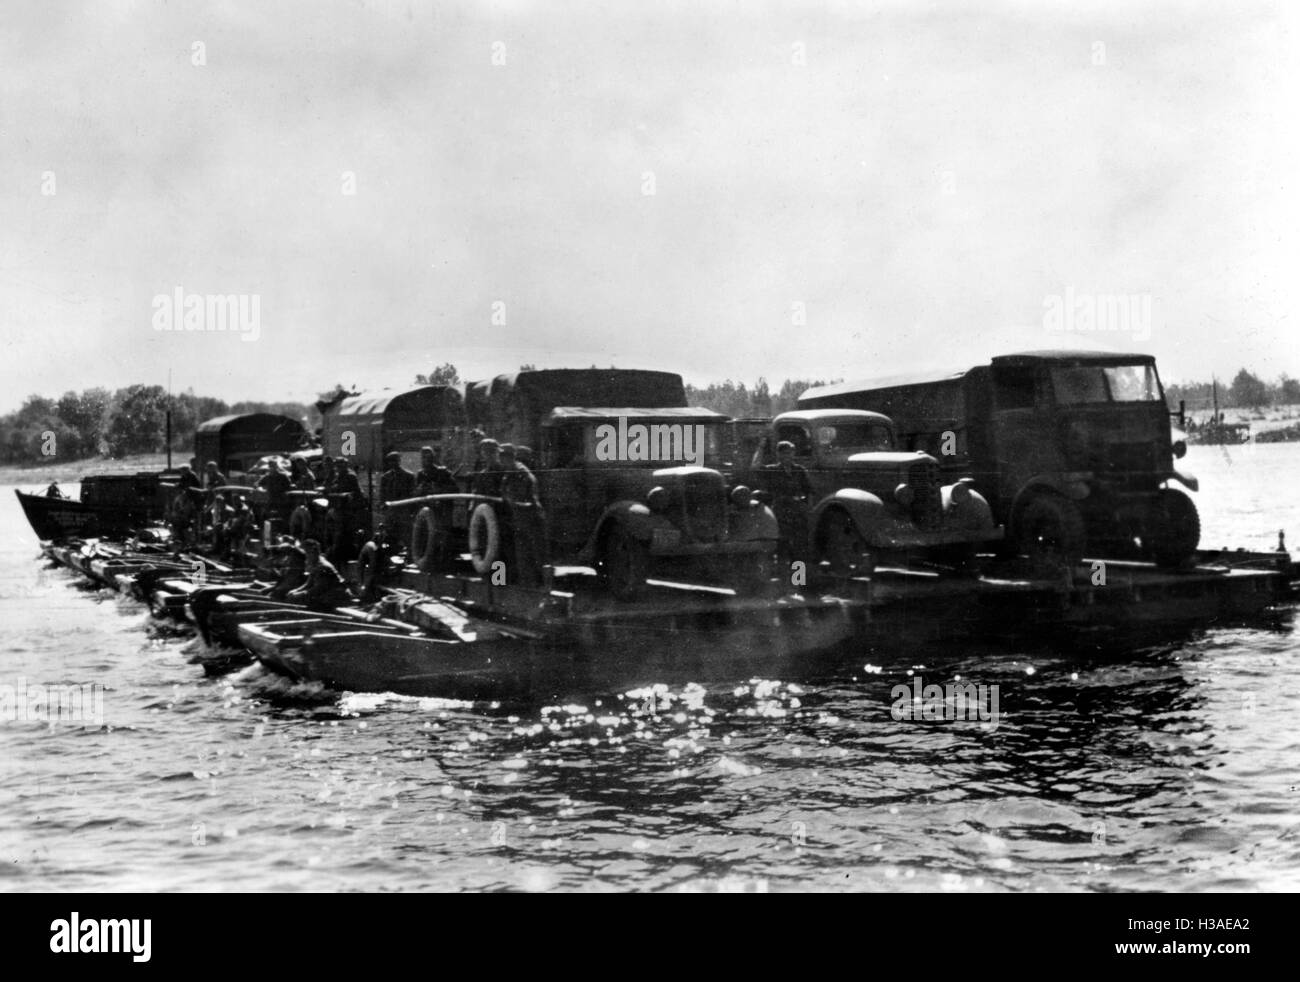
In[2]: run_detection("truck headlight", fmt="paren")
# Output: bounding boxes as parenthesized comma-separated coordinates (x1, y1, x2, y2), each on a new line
(646, 486, 670, 512)
(951, 478, 973, 503)
(894, 483, 914, 507)
(1172, 439, 1187, 459)
(730, 485, 754, 508)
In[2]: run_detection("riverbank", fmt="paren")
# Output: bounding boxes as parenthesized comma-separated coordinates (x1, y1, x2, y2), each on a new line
(0, 453, 169, 488)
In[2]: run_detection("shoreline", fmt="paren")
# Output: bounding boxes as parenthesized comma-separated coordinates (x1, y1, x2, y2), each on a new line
(0, 453, 171, 488)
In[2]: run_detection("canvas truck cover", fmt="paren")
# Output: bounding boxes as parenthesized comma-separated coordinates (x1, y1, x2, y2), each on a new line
(321, 385, 467, 469)
(194, 413, 307, 476)
(481, 369, 687, 448)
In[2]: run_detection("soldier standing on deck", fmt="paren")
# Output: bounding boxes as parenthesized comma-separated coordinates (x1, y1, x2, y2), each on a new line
(203, 461, 227, 490)
(499, 443, 547, 584)
(762, 440, 813, 566)
(330, 461, 368, 562)
(380, 451, 416, 551)
(257, 459, 292, 520)
(471, 439, 505, 498)
(414, 446, 457, 496)
(176, 464, 201, 492)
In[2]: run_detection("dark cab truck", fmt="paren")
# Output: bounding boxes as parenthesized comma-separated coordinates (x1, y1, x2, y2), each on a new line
(387, 369, 780, 600)
(734, 409, 1000, 574)
(533, 405, 779, 598)
(798, 351, 1199, 566)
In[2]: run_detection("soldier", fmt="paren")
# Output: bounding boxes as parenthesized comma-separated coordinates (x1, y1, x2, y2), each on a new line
(257, 459, 292, 519)
(330, 461, 368, 562)
(203, 460, 227, 490)
(321, 456, 337, 494)
(169, 487, 202, 550)
(414, 446, 457, 496)
(288, 538, 354, 610)
(289, 456, 315, 490)
(209, 493, 233, 552)
(762, 440, 813, 565)
(499, 443, 547, 585)
(381, 451, 416, 503)
(334, 460, 364, 500)
(176, 464, 201, 492)
(471, 439, 505, 497)
(268, 541, 308, 600)
(224, 495, 253, 559)
(499, 444, 541, 508)
(44, 481, 65, 499)
(380, 451, 416, 550)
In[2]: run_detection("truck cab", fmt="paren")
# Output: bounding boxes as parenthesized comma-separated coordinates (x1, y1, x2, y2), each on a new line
(977, 353, 1198, 564)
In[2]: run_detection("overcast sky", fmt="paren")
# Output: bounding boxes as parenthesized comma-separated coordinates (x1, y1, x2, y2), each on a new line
(1, 0, 1296, 412)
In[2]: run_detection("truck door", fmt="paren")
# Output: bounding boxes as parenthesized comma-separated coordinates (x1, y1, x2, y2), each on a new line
(989, 364, 1057, 508)
(536, 424, 587, 557)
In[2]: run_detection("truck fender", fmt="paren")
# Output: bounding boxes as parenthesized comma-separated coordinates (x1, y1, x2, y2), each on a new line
(1168, 468, 1199, 493)
(729, 501, 781, 541)
(810, 488, 892, 548)
(579, 500, 657, 562)
(939, 483, 997, 533)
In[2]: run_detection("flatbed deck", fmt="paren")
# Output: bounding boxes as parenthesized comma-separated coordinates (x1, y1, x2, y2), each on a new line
(389, 547, 1294, 643)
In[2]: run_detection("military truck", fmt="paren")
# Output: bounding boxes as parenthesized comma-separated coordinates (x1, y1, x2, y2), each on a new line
(389, 369, 780, 599)
(530, 405, 780, 598)
(735, 409, 1001, 574)
(798, 351, 1199, 566)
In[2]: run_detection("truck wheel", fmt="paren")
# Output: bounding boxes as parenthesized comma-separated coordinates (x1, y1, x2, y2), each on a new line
(1143, 489, 1200, 567)
(817, 509, 875, 576)
(1017, 494, 1085, 567)
(468, 503, 501, 575)
(601, 524, 649, 601)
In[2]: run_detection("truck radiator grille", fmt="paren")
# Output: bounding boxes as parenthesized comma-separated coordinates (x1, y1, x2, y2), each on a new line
(909, 460, 942, 531)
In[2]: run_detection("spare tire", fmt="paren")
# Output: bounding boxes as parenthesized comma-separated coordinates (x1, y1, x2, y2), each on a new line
(468, 502, 501, 576)
(410, 506, 440, 573)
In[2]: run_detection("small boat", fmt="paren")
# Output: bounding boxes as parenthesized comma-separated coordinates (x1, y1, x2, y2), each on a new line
(239, 619, 529, 699)
(16, 473, 173, 541)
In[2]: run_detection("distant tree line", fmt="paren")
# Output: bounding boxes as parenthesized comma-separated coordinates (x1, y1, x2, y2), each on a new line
(682, 377, 839, 417)
(1166, 369, 1300, 413)
(0, 386, 316, 465)
(410, 363, 838, 418)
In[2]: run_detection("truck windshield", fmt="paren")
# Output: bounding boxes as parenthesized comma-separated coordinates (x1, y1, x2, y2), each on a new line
(1051, 365, 1160, 405)
(815, 423, 894, 452)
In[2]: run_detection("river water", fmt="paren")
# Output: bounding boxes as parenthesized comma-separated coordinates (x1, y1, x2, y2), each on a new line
(1, 443, 1298, 892)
